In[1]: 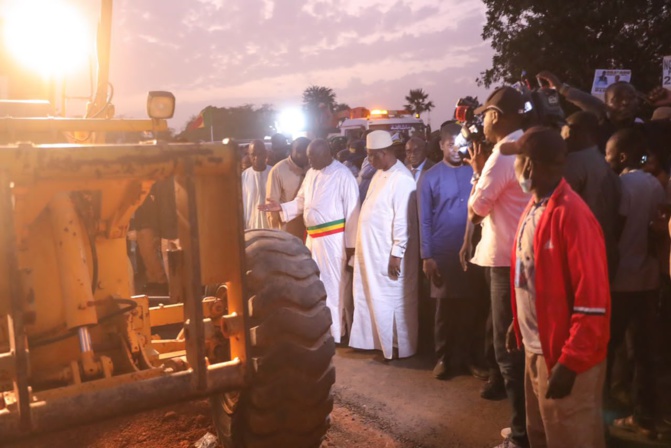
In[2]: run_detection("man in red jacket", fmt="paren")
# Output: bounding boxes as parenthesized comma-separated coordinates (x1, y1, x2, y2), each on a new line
(501, 127, 610, 448)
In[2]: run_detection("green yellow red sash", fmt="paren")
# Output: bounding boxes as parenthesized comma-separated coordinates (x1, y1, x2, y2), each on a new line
(306, 218, 345, 238)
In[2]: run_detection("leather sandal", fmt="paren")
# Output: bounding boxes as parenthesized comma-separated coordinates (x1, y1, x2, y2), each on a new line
(612, 415, 657, 439)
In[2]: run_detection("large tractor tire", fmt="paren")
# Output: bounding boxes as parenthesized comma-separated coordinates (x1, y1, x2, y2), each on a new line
(211, 229, 335, 448)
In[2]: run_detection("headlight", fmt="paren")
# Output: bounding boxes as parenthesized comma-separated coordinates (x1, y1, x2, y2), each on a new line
(147, 91, 175, 119)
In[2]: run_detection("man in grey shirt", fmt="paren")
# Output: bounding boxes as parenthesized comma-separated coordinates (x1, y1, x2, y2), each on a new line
(605, 128, 666, 437)
(562, 111, 621, 279)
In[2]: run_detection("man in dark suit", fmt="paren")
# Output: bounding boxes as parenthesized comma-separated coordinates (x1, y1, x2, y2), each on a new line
(405, 136, 434, 183)
(405, 135, 435, 354)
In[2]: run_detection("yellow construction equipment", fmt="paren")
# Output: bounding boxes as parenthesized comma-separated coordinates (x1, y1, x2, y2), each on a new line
(0, 1, 335, 446)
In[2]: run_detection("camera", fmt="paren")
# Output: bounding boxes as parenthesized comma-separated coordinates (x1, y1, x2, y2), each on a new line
(454, 97, 486, 144)
(513, 71, 566, 128)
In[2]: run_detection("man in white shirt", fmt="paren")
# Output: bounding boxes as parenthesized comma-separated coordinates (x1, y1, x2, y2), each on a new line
(241, 140, 272, 230)
(466, 86, 530, 448)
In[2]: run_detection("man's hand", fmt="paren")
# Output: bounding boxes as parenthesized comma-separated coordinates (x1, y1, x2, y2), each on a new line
(649, 86, 671, 108)
(388, 256, 402, 280)
(459, 240, 472, 272)
(258, 199, 281, 212)
(536, 71, 563, 89)
(423, 258, 438, 279)
(505, 323, 519, 353)
(465, 141, 488, 175)
(546, 363, 577, 399)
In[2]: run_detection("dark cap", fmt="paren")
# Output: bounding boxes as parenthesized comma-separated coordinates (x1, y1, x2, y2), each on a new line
(474, 86, 525, 116)
(500, 126, 567, 163)
(565, 111, 599, 133)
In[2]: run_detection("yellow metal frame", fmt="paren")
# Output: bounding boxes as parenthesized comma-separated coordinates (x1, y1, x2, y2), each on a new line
(0, 118, 168, 133)
(0, 141, 250, 438)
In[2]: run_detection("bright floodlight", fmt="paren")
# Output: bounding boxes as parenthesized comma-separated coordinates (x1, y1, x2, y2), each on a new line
(3, 0, 91, 77)
(277, 109, 306, 139)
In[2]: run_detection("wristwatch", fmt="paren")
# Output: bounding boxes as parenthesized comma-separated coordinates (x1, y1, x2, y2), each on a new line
(471, 172, 480, 185)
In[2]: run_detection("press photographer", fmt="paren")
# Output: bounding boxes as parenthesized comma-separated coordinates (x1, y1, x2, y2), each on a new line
(465, 86, 531, 448)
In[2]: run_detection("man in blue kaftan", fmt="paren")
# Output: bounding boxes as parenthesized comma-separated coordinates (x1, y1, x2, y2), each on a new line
(418, 121, 481, 379)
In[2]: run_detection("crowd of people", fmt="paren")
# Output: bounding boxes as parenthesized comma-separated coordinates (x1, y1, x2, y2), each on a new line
(131, 74, 671, 446)
(239, 72, 671, 447)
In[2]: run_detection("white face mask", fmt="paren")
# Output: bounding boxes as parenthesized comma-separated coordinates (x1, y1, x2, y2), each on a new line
(518, 172, 532, 193)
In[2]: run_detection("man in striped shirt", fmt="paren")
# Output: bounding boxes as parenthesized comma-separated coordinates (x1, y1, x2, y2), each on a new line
(260, 139, 360, 343)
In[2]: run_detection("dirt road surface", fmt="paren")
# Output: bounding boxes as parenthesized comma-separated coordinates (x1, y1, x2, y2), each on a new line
(6, 347, 665, 447)
(5, 347, 508, 448)
(331, 347, 509, 447)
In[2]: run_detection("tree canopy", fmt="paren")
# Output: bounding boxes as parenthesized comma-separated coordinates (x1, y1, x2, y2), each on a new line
(180, 104, 276, 141)
(480, 0, 671, 91)
(302, 86, 337, 112)
(302, 85, 340, 136)
(404, 88, 434, 118)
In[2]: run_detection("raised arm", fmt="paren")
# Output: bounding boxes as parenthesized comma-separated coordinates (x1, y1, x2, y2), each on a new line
(537, 70, 607, 121)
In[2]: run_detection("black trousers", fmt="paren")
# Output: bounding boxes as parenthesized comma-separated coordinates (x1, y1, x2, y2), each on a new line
(469, 264, 491, 369)
(434, 298, 472, 366)
(608, 290, 658, 424)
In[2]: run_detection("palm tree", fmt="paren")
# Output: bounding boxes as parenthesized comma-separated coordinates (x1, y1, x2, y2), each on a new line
(302, 86, 338, 137)
(302, 86, 337, 113)
(404, 88, 434, 122)
(424, 99, 435, 125)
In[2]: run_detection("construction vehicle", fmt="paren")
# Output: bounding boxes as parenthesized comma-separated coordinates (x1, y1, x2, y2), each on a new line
(0, 1, 335, 447)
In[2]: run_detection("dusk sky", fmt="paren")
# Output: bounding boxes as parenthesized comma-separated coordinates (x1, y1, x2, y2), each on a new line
(3, 0, 495, 133)
(105, 0, 495, 133)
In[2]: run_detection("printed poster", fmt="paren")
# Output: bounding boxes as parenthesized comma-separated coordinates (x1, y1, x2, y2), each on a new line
(591, 69, 631, 101)
(663, 56, 671, 90)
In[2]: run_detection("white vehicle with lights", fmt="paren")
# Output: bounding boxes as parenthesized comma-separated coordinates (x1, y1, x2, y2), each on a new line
(338, 108, 425, 140)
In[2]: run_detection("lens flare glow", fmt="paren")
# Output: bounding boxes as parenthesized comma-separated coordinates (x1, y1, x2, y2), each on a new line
(277, 109, 306, 139)
(3, 0, 91, 77)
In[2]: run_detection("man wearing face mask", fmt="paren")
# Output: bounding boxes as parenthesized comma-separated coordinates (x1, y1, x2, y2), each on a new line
(418, 121, 481, 379)
(466, 86, 531, 448)
(500, 126, 610, 448)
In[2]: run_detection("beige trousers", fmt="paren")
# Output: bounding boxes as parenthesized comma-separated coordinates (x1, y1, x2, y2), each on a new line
(525, 350, 606, 448)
